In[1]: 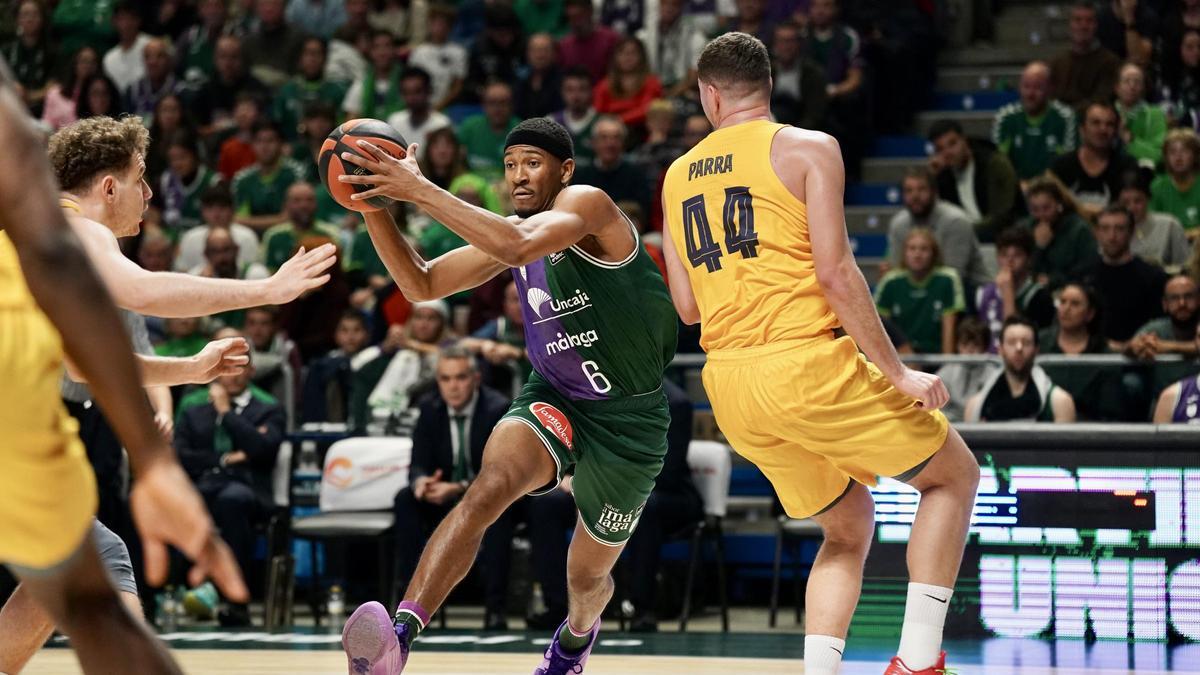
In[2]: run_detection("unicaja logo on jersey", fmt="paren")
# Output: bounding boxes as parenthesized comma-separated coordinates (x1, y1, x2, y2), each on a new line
(527, 287, 551, 317)
(526, 287, 592, 321)
(550, 288, 590, 313)
(530, 402, 573, 450)
(546, 330, 599, 355)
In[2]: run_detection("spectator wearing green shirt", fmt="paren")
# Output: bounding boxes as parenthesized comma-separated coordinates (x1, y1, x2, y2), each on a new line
(418, 174, 504, 260)
(1151, 128, 1200, 234)
(992, 61, 1077, 183)
(458, 81, 520, 180)
(347, 223, 391, 308)
(1023, 176, 1101, 291)
(231, 121, 308, 232)
(289, 101, 354, 229)
(341, 29, 404, 120)
(515, 0, 566, 37)
(1115, 63, 1168, 168)
(874, 228, 966, 354)
(261, 182, 342, 272)
(176, 0, 229, 85)
(50, 0, 115, 62)
(156, 316, 212, 357)
(274, 37, 347, 142)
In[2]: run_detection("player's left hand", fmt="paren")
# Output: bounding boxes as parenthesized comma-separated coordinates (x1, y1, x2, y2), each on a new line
(340, 140, 424, 202)
(891, 367, 950, 410)
(192, 337, 251, 383)
(153, 411, 174, 444)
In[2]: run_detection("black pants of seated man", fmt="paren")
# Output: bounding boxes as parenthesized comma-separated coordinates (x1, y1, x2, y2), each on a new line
(392, 485, 517, 625)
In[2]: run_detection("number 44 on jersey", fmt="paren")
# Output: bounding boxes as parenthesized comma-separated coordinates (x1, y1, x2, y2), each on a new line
(682, 186, 758, 273)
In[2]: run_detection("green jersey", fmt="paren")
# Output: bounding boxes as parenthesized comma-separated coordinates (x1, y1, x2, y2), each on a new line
(232, 159, 307, 217)
(155, 334, 210, 358)
(261, 220, 342, 271)
(458, 114, 520, 180)
(273, 76, 347, 141)
(348, 227, 389, 280)
(1150, 173, 1200, 231)
(992, 100, 1076, 180)
(510, 219, 677, 402)
(874, 267, 965, 354)
(1116, 101, 1168, 166)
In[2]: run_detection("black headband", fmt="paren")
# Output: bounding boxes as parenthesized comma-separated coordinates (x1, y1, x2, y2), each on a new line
(504, 127, 574, 162)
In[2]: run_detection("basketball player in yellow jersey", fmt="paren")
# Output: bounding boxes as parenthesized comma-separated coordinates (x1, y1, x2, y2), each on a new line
(0, 58, 247, 673)
(661, 34, 980, 675)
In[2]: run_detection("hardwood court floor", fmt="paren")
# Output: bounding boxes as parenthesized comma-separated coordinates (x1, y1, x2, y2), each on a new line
(22, 649, 1191, 675)
(22, 629, 1200, 674)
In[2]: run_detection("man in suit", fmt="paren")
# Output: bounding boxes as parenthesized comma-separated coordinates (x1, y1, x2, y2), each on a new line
(175, 337, 286, 626)
(394, 345, 514, 629)
(526, 378, 702, 631)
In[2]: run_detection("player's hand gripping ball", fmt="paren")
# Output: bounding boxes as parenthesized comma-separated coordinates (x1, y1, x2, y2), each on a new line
(318, 118, 408, 213)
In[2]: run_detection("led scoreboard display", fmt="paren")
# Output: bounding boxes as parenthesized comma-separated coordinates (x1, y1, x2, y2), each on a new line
(856, 425, 1200, 643)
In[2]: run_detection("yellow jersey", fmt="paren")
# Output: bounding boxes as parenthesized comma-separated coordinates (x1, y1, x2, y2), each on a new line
(0, 232, 38, 310)
(662, 119, 838, 352)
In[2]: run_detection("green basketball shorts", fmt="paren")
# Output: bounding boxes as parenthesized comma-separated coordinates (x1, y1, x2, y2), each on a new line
(501, 373, 669, 546)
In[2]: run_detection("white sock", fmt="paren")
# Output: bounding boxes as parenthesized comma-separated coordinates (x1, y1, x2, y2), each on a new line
(896, 582, 952, 670)
(803, 634, 845, 675)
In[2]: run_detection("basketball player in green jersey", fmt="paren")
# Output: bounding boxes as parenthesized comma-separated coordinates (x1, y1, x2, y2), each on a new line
(337, 118, 678, 675)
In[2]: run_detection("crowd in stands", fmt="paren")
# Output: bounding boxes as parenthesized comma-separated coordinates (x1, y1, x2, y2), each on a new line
(878, 0, 1200, 425)
(5, 0, 1200, 628)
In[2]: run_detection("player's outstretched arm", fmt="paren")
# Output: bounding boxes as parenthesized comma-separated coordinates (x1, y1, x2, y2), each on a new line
(362, 208, 508, 301)
(65, 337, 250, 386)
(71, 219, 337, 317)
(802, 131, 949, 410)
(0, 69, 247, 602)
(342, 141, 615, 267)
(661, 194, 700, 324)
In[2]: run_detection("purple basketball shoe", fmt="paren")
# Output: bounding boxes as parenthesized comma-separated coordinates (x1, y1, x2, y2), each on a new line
(533, 619, 600, 675)
(342, 601, 409, 675)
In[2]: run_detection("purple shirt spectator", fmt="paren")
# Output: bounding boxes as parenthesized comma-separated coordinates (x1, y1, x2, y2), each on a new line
(559, 0, 621, 83)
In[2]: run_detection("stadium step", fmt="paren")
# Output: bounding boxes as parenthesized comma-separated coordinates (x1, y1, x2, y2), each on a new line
(868, 135, 928, 159)
(930, 89, 1019, 112)
(861, 157, 920, 184)
(938, 43, 1058, 67)
(937, 66, 1022, 94)
(846, 182, 901, 208)
(846, 206, 900, 235)
(994, 4, 1071, 47)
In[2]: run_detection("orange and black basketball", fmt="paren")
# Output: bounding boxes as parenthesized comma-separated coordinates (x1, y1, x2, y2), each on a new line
(318, 118, 408, 213)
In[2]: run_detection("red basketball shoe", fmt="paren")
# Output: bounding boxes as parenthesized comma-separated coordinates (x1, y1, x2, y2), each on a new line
(883, 651, 954, 674)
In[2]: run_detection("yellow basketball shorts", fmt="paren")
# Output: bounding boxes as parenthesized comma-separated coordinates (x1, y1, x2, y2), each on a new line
(703, 335, 949, 519)
(0, 307, 97, 570)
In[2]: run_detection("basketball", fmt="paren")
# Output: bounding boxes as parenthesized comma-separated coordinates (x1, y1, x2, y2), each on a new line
(317, 118, 408, 213)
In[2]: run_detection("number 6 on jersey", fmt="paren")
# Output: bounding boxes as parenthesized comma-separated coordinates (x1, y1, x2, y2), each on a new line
(581, 360, 612, 394)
